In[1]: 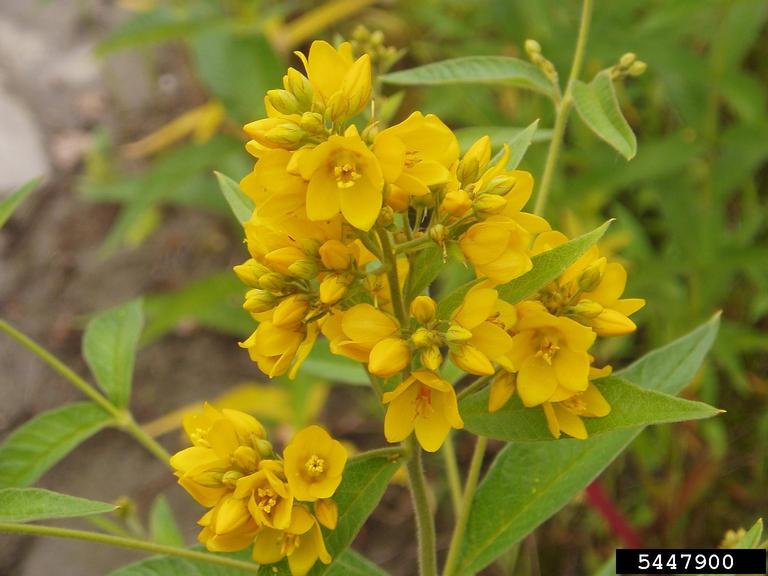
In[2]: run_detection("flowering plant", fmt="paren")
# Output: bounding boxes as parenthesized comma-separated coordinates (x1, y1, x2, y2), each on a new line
(0, 4, 742, 576)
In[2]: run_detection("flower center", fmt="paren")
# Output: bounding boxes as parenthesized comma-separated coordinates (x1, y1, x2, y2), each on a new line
(333, 155, 361, 189)
(305, 454, 325, 476)
(562, 395, 587, 415)
(279, 532, 300, 556)
(404, 150, 421, 169)
(536, 335, 560, 365)
(255, 487, 278, 514)
(414, 385, 434, 418)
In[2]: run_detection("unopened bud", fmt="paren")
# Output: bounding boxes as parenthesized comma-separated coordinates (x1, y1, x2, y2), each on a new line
(569, 299, 604, 319)
(411, 327, 438, 348)
(628, 61, 647, 77)
(300, 111, 325, 134)
(233, 259, 269, 286)
(445, 324, 473, 343)
(410, 296, 437, 325)
(483, 174, 517, 196)
(377, 205, 395, 227)
(421, 346, 443, 371)
(232, 446, 259, 471)
(319, 274, 348, 305)
(319, 239, 353, 271)
(273, 295, 310, 327)
(254, 437, 274, 459)
(429, 224, 448, 245)
(266, 246, 306, 275)
(265, 123, 303, 147)
(266, 89, 300, 115)
(457, 136, 491, 185)
(243, 289, 276, 313)
(258, 272, 287, 292)
(222, 470, 244, 488)
(287, 259, 318, 280)
(525, 39, 542, 56)
(284, 68, 313, 109)
(298, 237, 322, 256)
(473, 194, 508, 215)
(578, 261, 604, 292)
(619, 52, 636, 68)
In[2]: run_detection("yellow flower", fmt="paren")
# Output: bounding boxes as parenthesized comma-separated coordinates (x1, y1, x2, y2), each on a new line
(314, 498, 338, 530)
(240, 149, 307, 220)
(234, 459, 294, 529)
(542, 382, 611, 440)
(321, 303, 399, 363)
(449, 286, 516, 375)
(368, 337, 411, 377)
(383, 370, 464, 452)
(284, 425, 347, 501)
(533, 231, 645, 335)
(252, 505, 331, 576)
(298, 125, 384, 231)
(459, 215, 533, 284)
(239, 320, 318, 379)
(410, 295, 437, 324)
(296, 40, 372, 120)
(197, 494, 259, 552)
(488, 370, 516, 413)
(509, 301, 596, 407)
(171, 404, 269, 506)
(374, 111, 459, 198)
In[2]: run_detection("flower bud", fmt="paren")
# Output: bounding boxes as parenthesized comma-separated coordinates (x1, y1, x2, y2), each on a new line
(457, 136, 492, 185)
(258, 272, 288, 292)
(265, 122, 304, 147)
(300, 111, 325, 134)
(298, 237, 322, 256)
(254, 437, 274, 459)
(473, 194, 508, 216)
(445, 324, 473, 343)
(266, 89, 300, 115)
(273, 295, 310, 327)
(410, 296, 437, 324)
(341, 54, 372, 118)
(569, 299, 604, 319)
(377, 205, 395, 227)
(429, 224, 448, 245)
(619, 52, 636, 68)
(482, 174, 518, 196)
(525, 39, 542, 56)
(578, 260, 605, 292)
(266, 246, 307, 275)
(420, 346, 443, 371)
(233, 259, 269, 287)
(287, 258, 319, 280)
(243, 289, 276, 313)
(319, 239, 353, 271)
(319, 274, 348, 304)
(628, 61, 647, 77)
(441, 189, 472, 216)
(316, 498, 339, 530)
(222, 470, 244, 488)
(488, 371, 516, 413)
(231, 446, 259, 472)
(411, 327, 438, 348)
(368, 337, 411, 377)
(283, 67, 313, 109)
(385, 184, 410, 212)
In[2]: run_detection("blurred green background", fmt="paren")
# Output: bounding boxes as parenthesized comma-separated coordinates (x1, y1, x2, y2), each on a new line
(0, 0, 766, 574)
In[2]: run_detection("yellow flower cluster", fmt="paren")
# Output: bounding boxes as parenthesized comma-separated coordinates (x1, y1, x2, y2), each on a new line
(170, 405, 347, 576)
(233, 38, 644, 447)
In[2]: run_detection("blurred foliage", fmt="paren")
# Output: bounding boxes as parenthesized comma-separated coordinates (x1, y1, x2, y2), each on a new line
(76, 0, 767, 573)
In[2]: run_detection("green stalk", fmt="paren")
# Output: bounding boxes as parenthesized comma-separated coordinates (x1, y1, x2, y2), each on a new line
(0, 522, 261, 573)
(0, 318, 171, 465)
(441, 432, 463, 515)
(442, 435, 488, 576)
(405, 436, 438, 576)
(533, 0, 594, 216)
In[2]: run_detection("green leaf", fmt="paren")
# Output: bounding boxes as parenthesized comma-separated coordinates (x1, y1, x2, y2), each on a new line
(572, 71, 637, 160)
(142, 271, 252, 345)
(381, 56, 554, 98)
(83, 300, 144, 408)
(734, 518, 764, 549)
(406, 245, 443, 301)
(591, 555, 616, 576)
(0, 403, 113, 489)
(455, 125, 552, 156)
(455, 315, 720, 575)
(149, 495, 184, 547)
(491, 119, 542, 169)
(497, 220, 612, 304)
(437, 221, 611, 320)
(109, 548, 253, 576)
(0, 488, 116, 523)
(301, 339, 369, 386)
(325, 550, 389, 576)
(215, 171, 254, 226)
(258, 453, 401, 576)
(0, 177, 41, 229)
(460, 376, 720, 442)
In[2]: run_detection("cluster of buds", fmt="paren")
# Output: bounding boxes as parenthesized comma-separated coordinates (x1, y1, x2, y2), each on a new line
(170, 405, 347, 576)
(350, 25, 403, 75)
(610, 52, 647, 79)
(525, 38, 559, 86)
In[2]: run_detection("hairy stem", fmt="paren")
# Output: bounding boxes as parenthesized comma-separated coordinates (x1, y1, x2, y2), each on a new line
(441, 432, 463, 515)
(442, 435, 488, 576)
(405, 436, 438, 576)
(533, 0, 594, 216)
(0, 318, 171, 465)
(0, 522, 261, 573)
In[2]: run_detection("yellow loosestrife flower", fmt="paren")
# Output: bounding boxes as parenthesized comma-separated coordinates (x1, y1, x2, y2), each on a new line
(383, 370, 464, 452)
(321, 303, 399, 363)
(240, 149, 308, 221)
(459, 215, 534, 284)
(234, 459, 294, 529)
(284, 425, 348, 501)
(299, 125, 385, 231)
(542, 381, 611, 440)
(508, 301, 596, 407)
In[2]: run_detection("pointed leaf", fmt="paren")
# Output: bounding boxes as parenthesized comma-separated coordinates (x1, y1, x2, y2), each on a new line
(0, 488, 116, 523)
(83, 299, 144, 408)
(381, 57, 554, 98)
(149, 494, 184, 547)
(215, 171, 254, 226)
(0, 403, 113, 488)
(0, 177, 41, 229)
(325, 550, 389, 576)
(406, 245, 443, 301)
(460, 376, 720, 442)
(490, 120, 541, 169)
(455, 315, 720, 575)
(572, 71, 637, 160)
(455, 125, 552, 156)
(734, 518, 764, 549)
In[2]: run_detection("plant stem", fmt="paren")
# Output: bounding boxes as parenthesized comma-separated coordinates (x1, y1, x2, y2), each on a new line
(377, 227, 408, 322)
(442, 435, 488, 576)
(441, 432, 463, 515)
(0, 522, 261, 573)
(351, 446, 407, 462)
(0, 318, 172, 465)
(404, 436, 438, 576)
(533, 0, 594, 216)
(457, 374, 492, 401)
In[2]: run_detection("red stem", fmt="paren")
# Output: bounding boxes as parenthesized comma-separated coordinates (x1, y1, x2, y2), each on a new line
(585, 480, 643, 548)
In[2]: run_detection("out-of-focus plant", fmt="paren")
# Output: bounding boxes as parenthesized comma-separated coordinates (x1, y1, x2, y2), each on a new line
(1, 0, 749, 572)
